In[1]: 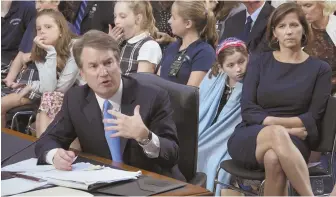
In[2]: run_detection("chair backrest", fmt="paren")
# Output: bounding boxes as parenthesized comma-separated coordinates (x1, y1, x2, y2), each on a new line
(315, 96, 336, 152)
(131, 73, 199, 182)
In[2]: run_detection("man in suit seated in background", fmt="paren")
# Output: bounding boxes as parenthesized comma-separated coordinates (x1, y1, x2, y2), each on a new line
(71, 1, 115, 35)
(220, 0, 275, 54)
(35, 30, 185, 181)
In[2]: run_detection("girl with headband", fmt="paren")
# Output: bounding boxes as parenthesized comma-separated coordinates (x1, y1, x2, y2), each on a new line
(197, 37, 248, 195)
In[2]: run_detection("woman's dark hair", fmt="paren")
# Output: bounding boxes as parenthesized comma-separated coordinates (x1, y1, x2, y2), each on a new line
(214, 1, 240, 21)
(58, 1, 76, 22)
(209, 45, 248, 79)
(266, 2, 312, 50)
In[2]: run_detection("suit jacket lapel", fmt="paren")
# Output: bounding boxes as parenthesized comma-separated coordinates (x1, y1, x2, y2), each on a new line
(82, 77, 137, 160)
(247, 3, 272, 44)
(83, 87, 102, 124)
(120, 76, 137, 155)
(235, 11, 247, 37)
(82, 88, 111, 157)
(220, 11, 246, 41)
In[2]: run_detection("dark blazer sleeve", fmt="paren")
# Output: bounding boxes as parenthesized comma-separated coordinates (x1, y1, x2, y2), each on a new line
(219, 11, 245, 42)
(254, 30, 272, 53)
(148, 88, 179, 169)
(35, 91, 77, 164)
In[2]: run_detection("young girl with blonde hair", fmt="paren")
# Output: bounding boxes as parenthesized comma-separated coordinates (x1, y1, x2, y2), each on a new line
(109, 1, 161, 75)
(158, 1, 217, 86)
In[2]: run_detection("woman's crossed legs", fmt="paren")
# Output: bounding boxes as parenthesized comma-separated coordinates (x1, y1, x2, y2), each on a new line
(255, 125, 313, 196)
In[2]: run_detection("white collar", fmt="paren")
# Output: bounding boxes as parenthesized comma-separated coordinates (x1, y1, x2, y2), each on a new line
(95, 78, 123, 112)
(245, 2, 265, 22)
(127, 32, 150, 44)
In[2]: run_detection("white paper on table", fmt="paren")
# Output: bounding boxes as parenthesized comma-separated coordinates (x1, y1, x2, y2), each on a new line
(12, 186, 93, 196)
(1, 178, 49, 196)
(1, 158, 55, 173)
(2, 158, 103, 173)
(70, 162, 104, 171)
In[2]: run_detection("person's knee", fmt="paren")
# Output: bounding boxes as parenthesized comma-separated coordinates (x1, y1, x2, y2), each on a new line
(264, 150, 281, 170)
(264, 150, 285, 179)
(1, 101, 10, 114)
(1, 94, 22, 112)
(269, 125, 290, 147)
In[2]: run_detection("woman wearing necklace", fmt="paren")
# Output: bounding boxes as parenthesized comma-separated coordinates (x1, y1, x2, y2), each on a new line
(296, 0, 336, 178)
(297, 1, 336, 96)
(197, 37, 248, 195)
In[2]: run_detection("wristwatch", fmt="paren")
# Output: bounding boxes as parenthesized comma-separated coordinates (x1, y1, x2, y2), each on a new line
(139, 130, 152, 146)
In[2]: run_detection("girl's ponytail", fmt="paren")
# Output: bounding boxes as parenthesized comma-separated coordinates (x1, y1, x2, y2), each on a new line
(175, 1, 218, 49)
(200, 10, 218, 49)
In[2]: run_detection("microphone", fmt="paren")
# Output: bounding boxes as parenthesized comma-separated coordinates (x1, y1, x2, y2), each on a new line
(1, 116, 63, 165)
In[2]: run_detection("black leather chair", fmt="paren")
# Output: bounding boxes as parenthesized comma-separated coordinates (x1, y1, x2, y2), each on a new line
(214, 96, 336, 195)
(131, 73, 206, 187)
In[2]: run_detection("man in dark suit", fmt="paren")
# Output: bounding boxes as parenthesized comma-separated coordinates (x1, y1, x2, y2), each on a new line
(35, 30, 185, 181)
(71, 1, 115, 35)
(220, 1, 275, 53)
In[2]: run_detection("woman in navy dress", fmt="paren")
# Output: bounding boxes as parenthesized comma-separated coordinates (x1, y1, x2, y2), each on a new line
(228, 3, 332, 196)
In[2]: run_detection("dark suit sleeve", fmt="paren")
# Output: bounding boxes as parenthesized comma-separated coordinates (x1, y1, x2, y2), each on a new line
(93, 1, 115, 33)
(255, 29, 272, 53)
(148, 88, 179, 168)
(220, 18, 232, 42)
(35, 91, 77, 164)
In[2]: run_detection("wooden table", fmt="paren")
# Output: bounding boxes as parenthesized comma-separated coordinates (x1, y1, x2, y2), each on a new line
(2, 128, 212, 196)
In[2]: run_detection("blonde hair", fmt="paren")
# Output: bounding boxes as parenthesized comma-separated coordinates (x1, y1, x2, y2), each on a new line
(124, 1, 158, 38)
(322, 1, 336, 16)
(174, 1, 218, 48)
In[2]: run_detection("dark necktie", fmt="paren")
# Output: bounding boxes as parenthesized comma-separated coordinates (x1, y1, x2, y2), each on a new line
(241, 16, 253, 42)
(74, 0, 88, 35)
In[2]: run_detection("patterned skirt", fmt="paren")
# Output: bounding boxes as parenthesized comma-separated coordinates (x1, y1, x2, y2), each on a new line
(1, 67, 41, 102)
(39, 92, 64, 119)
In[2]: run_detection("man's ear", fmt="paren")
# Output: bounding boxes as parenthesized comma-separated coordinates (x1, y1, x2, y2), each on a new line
(79, 69, 86, 82)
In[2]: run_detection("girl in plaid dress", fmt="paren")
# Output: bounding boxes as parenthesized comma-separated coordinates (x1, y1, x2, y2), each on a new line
(108, 1, 162, 75)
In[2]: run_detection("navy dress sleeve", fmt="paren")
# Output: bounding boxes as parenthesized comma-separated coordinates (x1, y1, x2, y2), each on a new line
(298, 62, 332, 145)
(241, 54, 268, 125)
(191, 46, 216, 72)
(22, 1, 36, 29)
(19, 19, 35, 53)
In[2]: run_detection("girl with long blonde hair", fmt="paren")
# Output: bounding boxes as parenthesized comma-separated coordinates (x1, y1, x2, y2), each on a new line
(109, 1, 161, 75)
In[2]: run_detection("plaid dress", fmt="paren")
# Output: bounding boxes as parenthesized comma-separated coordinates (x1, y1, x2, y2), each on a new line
(2, 63, 41, 102)
(119, 36, 152, 75)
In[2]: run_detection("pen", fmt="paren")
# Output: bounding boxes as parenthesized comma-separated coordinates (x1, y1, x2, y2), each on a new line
(13, 173, 45, 182)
